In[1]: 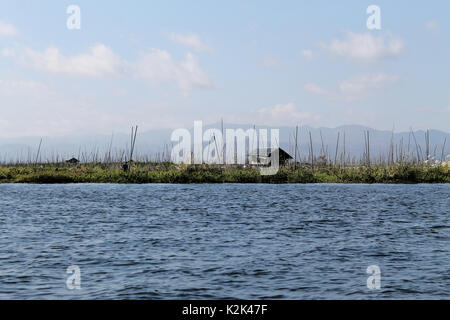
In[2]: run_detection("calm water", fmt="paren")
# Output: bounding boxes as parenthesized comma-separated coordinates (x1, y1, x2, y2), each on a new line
(0, 184, 449, 299)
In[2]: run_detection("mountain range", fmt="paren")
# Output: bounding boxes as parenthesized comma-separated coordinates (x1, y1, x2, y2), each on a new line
(0, 124, 448, 163)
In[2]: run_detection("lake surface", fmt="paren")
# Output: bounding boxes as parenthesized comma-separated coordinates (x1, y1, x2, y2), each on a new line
(0, 184, 449, 299)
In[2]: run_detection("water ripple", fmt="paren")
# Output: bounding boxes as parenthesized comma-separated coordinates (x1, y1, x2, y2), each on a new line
(0, 183, 449, 299)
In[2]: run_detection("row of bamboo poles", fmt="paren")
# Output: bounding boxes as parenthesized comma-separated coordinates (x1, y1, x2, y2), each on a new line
(287, 127, 447, 168)
(0, 125, 448, 166)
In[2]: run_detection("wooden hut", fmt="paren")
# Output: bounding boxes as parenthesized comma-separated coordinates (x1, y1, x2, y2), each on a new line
(65, 157, 80, 165)
(248, 147, 293, 166)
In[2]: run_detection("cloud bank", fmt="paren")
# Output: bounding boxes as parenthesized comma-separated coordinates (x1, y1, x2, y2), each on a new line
(134, 49, 214, 94)
(320, 32, 404, 62)
(169, 33, 211, 52)
(3, 43, 214, 94)
(304, 73, 400, 102)
(0, 21, 19, 36)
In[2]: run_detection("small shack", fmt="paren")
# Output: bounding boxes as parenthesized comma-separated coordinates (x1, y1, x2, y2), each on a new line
(248, 147, 293, 166)
(65, 158, 80, 165)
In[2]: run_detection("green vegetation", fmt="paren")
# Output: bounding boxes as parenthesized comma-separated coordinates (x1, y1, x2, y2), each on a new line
(0, 162, 448, 184)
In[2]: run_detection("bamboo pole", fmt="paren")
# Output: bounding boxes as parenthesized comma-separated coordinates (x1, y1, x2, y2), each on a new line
(35, 138, 42, 165)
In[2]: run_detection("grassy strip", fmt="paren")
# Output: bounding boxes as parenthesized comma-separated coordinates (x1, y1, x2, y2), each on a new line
(0, 162, 448, 184)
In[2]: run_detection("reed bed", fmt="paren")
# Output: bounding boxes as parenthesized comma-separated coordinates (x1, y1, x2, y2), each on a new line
(0, 127, 448, 183)
(0, 162, 448, 184)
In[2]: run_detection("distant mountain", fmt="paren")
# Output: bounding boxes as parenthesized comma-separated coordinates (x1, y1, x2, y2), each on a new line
(0, 124, 448, 163)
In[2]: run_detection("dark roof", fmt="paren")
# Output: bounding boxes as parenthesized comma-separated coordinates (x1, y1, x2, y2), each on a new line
(66, 157, 80, 163)
(249, 147, 293, 159)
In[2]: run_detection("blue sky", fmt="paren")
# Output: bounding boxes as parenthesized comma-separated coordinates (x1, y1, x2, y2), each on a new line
(0, 0, 449, 137)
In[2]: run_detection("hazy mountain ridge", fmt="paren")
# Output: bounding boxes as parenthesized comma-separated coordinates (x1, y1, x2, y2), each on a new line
(0, 124, 448, 163)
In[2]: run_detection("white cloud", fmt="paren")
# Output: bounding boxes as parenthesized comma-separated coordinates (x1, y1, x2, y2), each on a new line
(299, 49, 313, 60)
(304, 82, 327, 95)
(0, 78, 198, 137)
(221, 103, 321, 126)
(338, 73, 399, 100)
(1, 48, 15, 57)
(0, 80, 47, 96)
(11, 44, 123, 77)
(169, 33, 211, 52)
(425, 20, 439, 33)
(0, 21, 19, 37)
(4, 43, 214, 94)
(320, 32, 404, 62)
(134, 48, 214, 94)
(304, 73, 400, 102)
(256, 103, 321, 125)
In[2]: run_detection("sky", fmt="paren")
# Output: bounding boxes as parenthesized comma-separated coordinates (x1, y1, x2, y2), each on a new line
(0, 0, 449, 138)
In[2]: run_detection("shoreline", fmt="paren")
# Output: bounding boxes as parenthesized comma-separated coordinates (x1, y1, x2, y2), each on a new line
(0, 163, 448, 184)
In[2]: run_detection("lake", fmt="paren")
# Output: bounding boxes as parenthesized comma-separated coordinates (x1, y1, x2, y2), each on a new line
(0, 184, 449, 299)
